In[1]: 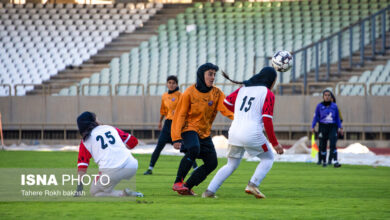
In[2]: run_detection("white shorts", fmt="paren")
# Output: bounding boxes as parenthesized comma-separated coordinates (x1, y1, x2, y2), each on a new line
(90, 156, 138, 196)
(227, 142, 271, 159)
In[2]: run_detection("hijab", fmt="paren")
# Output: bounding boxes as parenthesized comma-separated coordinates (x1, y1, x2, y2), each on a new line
(195, 63, 219, 93)
(243, 67, 277, 89)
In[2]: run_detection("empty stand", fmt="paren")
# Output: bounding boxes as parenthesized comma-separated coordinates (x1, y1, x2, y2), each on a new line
(57, 0, 389, 96)
(0, 2, 161, 96)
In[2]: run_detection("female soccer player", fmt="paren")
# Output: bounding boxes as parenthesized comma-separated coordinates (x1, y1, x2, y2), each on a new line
(144, 75, 197, 175)
(203, 67, 284, 199)
(311, 89, 343, 167)
(75, 111, 143, 197)
(171, 63, 234, 196)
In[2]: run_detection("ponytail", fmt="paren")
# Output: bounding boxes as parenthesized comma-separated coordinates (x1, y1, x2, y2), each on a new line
(221, 71, 244, 85)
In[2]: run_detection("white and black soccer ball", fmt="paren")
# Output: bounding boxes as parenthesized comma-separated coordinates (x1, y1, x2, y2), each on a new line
(272, 51, 293, 72)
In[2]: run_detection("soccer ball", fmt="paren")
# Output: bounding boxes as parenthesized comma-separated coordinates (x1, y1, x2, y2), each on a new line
(272, 51, 293, 72)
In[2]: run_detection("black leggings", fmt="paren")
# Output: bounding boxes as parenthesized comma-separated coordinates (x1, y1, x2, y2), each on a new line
(175, 131, 218, 189)
(318, 123, 338, 163)
(149, 120, 197, 169)
(148, 120, 173, 168)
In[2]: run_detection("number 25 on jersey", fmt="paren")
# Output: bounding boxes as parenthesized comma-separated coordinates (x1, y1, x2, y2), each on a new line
(96, 131, 116, 149)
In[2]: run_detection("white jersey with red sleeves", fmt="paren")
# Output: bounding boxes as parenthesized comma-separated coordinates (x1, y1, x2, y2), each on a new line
(225, 86, 275, 147)
(77, 125, 134, 169)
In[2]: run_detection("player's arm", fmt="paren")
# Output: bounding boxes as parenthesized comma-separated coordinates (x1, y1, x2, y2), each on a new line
(311, 104, 321, 132)
(75, 141, 91, 196)
(262, 89, 283, 154)
(223, 88, 240, 113)
(217, 91, 234, 120)
(115, 128, 138, 149)
(159, 95, 167, 130)
(171, 92, 190, 149)
(334, 105, 343, 135)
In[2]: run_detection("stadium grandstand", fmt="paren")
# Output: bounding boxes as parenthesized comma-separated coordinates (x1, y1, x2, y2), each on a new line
(0, 0, 389, 148)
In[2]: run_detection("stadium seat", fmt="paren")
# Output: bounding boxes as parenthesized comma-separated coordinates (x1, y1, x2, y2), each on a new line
(0, 3, 162, 96)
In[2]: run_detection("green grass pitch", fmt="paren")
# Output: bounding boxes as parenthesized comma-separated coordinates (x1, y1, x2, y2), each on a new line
(0, 151, 389, 219)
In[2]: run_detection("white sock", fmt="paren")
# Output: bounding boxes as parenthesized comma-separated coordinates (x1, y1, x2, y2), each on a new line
(207, 157, 241, 193)
(94, 190, 124, 197)
(149, 166, 153, 170)
(250, 150, 274, 186)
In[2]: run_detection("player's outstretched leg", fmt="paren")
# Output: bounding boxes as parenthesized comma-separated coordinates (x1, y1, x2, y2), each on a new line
(124, 188, 144, 197)
(144, 126, 171, 175)
(245, 182, 266, 199)
(245, 149, 274, 199)
(172, 147, 200, 195)
(203, 157, 241, 198)
(185, 148, 218, 191)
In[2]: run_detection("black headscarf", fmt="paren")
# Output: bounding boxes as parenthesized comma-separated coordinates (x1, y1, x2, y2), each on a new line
(196, 63, 219, 93)
(322, 89, 333, 106)
(168, 87, 179, 94)
(243, 67, 277, 89)
(77, 111, 99, 141)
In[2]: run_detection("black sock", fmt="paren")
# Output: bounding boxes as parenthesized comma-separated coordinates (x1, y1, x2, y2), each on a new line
(175, 156, 195, 183)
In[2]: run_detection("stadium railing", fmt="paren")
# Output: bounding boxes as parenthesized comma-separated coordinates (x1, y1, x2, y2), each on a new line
(81, 83, 112, 96)
(369, 82, 390, 95)
(336, 82, 368, 95)
(275, 83, 305, 95)
(270, 5, 390, 94)
(115, 83, 145, 96)
(306, 82, 336, 95)
(146, 83, 166, 95)
(4, 82, 390, 96)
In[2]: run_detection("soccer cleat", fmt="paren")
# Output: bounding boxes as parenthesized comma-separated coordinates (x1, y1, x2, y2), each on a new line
(322, 163, 327, 167)
(245, 185, 266, 199)
(172, 181, 188, 193)
(179, 188, 197, 196)
(124, 188, 144, 197)
(202, 190, 217, 198)
(334, 162, 341, 168)
(144, 169, 153, 175)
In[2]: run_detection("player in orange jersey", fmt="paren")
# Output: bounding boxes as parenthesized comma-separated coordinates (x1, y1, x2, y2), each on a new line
(171, 63, 234, 195)
(144, 76, 197, 175)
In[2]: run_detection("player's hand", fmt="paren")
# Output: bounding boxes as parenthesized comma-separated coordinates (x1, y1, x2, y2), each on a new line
(311, 128, 315, 134)
(273, 144, 284, 155)
(158, 122, 162, 131)
(339, 128, 343, 136)
(74, 183, 83, 197)
(173, 142, 181, 150)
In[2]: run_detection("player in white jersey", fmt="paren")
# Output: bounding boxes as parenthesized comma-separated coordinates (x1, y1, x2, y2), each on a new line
(203, 67, 284, 199)
(75, 111, 143, 197)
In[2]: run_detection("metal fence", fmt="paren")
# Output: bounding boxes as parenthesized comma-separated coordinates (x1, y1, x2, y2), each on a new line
(264, 6, 390, 94)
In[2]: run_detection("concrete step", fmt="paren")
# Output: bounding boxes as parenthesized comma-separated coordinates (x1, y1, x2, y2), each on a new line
(49, 74, 93, 80)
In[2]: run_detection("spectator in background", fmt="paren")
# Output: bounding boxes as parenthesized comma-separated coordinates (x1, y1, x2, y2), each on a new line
(311, 90, 343, 168)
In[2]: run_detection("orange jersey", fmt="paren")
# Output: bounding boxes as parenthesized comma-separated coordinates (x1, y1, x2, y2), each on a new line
(160, 90, 181, 120)
(171, 85, 234, 141)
